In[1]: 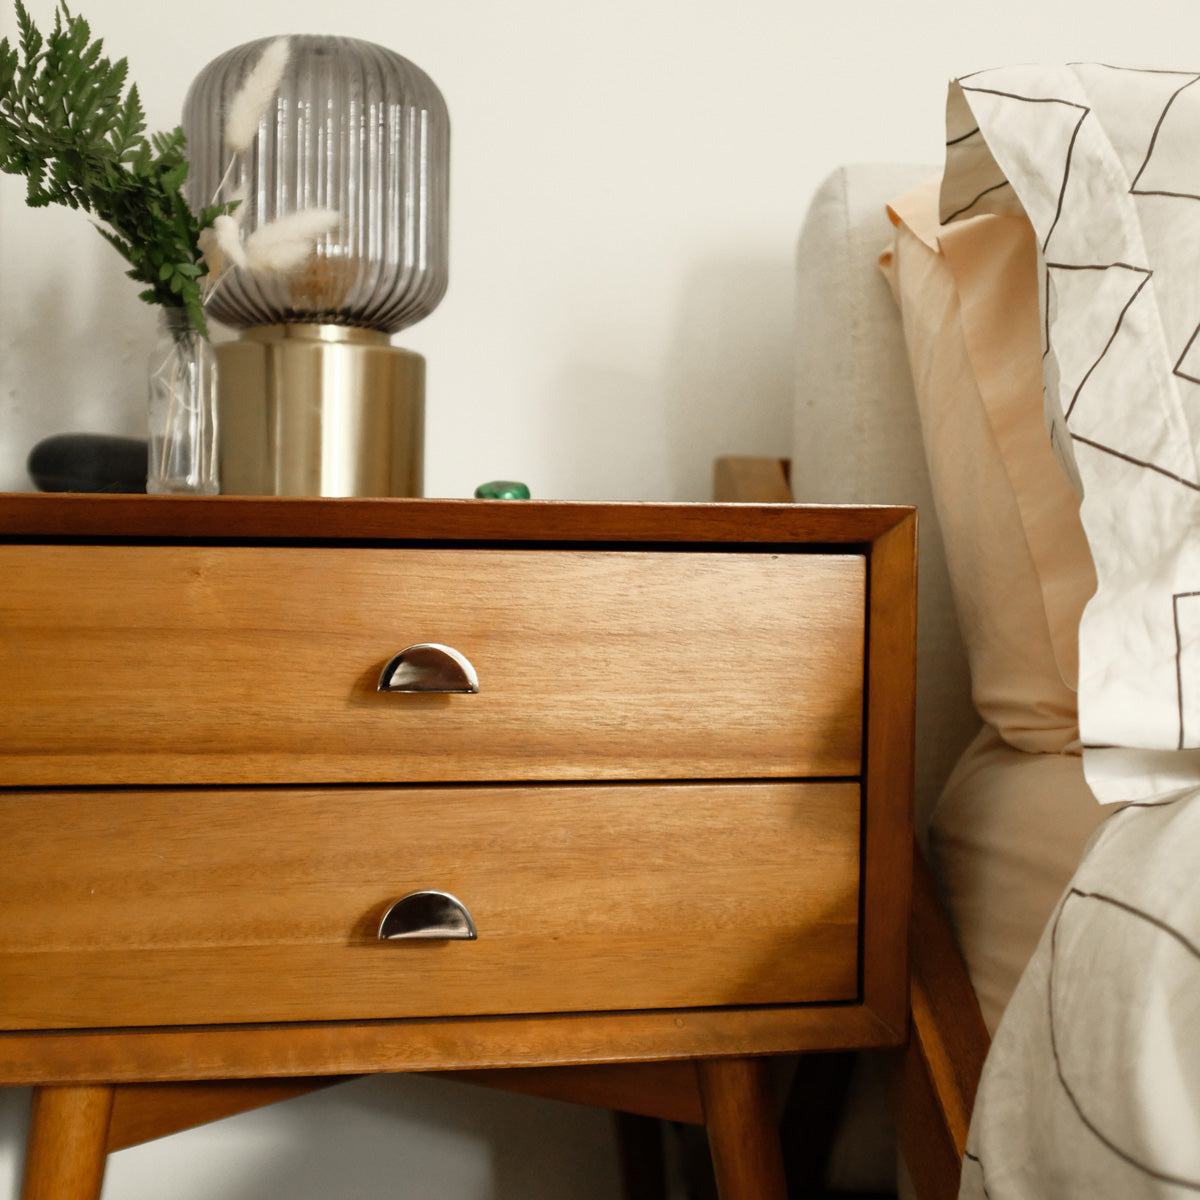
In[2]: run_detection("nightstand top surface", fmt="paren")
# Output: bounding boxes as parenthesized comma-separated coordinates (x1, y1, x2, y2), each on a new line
(0, 492, 913, 545)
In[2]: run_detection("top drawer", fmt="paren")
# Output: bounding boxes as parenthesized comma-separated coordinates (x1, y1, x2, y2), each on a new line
(0, 545, 865, 786)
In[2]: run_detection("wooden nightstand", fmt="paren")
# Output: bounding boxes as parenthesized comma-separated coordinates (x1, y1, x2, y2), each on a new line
(0, 494, 915, 1200)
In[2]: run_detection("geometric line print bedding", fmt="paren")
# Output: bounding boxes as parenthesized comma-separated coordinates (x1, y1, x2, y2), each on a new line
(957, 785, 1200, 1200)
(941, 90, 1086, 231)
(1174, 593, 1200, 749)
(941, 67, 1200, 1200)
(1049, 263, 1150, 421)
(944, 64, 1200, 774)
(1049, 887, 1200, 1191)
(1130, 73, 1200, 200)
(1172, 322, 1200, 387)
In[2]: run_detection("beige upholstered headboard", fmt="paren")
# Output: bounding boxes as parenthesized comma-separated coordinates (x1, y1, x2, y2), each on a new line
(792, 164, 979, 830)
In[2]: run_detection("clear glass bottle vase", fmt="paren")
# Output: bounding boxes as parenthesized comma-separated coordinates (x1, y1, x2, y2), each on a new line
(147, 307, 219, 495)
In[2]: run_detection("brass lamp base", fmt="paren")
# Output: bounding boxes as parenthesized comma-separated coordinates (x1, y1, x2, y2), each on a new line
(215, 324, 424, 497)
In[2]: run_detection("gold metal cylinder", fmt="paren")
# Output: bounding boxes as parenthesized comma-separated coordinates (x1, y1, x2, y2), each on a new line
(215, 324, 424, 497)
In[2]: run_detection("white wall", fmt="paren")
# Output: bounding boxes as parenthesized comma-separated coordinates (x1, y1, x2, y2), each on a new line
(3, 0, 1200, 1195)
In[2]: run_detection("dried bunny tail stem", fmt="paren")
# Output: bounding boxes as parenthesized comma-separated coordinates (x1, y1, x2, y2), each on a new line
(225, 182, 248, 215)
(224, 36, 291, 154)
(198, 214, 251, 305)
(207, 167, 248, 214)
(209, 154, 239, 208)
(242, 207, 340, 275)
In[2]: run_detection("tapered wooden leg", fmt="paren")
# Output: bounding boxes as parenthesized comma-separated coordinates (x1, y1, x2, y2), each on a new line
(21, 1085, 114, 1200)
(697, 1057, 787, 1200)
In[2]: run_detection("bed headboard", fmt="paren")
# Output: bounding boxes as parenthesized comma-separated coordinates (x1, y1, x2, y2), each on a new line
(792, 164, 979, 830)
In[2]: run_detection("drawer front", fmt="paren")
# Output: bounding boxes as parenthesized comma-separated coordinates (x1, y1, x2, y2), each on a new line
(0, 546, 865, 786)
(0, 782, 861, 1030)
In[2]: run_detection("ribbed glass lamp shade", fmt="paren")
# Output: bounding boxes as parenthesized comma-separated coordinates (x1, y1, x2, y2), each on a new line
(182, 36, 449, 334)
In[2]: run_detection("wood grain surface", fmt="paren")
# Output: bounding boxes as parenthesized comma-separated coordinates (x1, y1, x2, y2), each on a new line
(0, 490, 917, 1195)
(0, 1002, 906, 1087)
(860, 512, 917, 1035)
(0, 546, 864, 786)
(0, 491, 914, 546)
(0, 781, 860, 1030)
(20, 1086, 114, 1200)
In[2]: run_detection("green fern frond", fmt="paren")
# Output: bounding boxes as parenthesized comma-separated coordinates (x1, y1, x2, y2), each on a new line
(0, 0, 221, 334)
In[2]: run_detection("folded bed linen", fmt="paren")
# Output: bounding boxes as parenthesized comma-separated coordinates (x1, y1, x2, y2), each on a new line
(940, 62, 1200, 1199)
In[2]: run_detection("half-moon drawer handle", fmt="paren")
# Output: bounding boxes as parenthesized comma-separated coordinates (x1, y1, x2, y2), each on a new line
(378, 890, 478, 941)
(377, 644, 479, 693)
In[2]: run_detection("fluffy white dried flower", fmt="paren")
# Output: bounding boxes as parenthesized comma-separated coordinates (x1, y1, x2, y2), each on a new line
(210, 213, 250, 271)
(197, 226, 222, 277)
(224, 37, 290, 154)
(242, 207, 340, 275)
(198, 214, 250, 303)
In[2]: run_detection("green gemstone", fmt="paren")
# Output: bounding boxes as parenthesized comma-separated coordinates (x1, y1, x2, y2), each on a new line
(473, 480, 531, 499)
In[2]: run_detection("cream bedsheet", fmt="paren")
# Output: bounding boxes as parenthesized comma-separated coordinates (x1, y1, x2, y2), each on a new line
(928, 727, 1105, 1036)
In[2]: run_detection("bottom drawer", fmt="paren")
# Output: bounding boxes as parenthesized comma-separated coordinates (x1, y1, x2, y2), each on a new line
(0, 782, 860, 1030)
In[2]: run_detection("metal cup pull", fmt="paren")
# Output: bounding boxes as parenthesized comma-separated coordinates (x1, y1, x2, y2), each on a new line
(377, 644, 479, 694)
(378, 890, 478, 941)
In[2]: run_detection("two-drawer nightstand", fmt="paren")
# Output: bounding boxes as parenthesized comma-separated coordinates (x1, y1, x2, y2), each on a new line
(0, 494, 915, 1200)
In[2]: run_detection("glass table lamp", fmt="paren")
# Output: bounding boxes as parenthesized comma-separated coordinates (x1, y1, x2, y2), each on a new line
(182, 35, 449, 496)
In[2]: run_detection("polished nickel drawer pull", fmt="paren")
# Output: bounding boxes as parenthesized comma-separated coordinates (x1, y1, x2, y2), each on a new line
(378, 890, 478, 941)
(377, 643, 479, 694)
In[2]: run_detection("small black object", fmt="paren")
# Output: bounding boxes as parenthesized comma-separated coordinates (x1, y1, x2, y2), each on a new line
(27, 433, 147, 493)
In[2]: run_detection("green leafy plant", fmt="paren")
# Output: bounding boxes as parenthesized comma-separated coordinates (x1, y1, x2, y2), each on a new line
(0, 0, 229, 333)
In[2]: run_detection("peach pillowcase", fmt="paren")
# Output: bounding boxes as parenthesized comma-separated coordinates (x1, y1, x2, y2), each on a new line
(879, 177, 1095, 755)
(881, 177, 1108, 1034)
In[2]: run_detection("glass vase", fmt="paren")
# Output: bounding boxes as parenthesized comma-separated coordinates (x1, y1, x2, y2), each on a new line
(147, 307, 219, 495)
